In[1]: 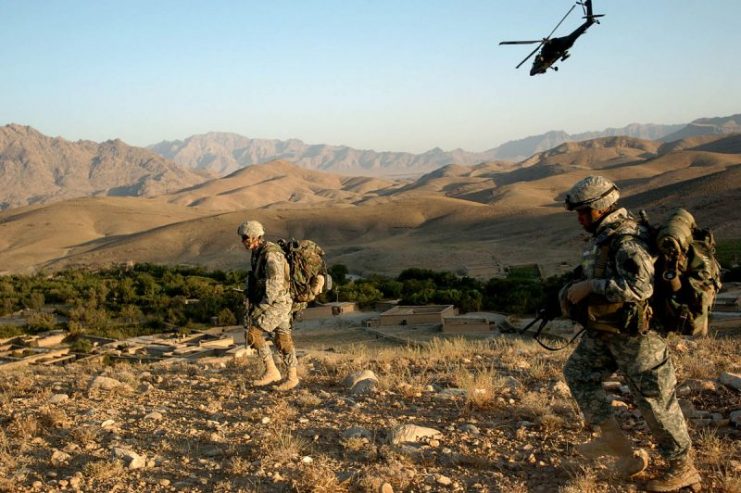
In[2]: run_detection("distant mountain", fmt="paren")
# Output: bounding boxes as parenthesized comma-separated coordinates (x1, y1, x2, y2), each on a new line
(150, 115, 741, 176)
(660, 114, 741, 142)
(3, 133, 738, 276)
(148, 132, 498, 177)
(0, 124, 208, 210)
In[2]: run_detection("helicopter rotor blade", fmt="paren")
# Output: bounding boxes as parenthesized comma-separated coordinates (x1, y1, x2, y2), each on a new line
(499, 40, 543, 45)
(546, 3, 577, 39)
(515, 41, 544, 69)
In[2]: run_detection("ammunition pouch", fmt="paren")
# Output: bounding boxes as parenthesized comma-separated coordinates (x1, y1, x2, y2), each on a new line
(573, 295, 651, 336)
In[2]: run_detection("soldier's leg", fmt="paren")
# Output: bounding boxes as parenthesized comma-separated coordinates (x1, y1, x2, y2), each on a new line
(563, 331, 618, 426)
(274, 321, 299, 391)
(247, 326, 281, 386)
(609, 331, 691, 461)
(274, 322, 297, 370)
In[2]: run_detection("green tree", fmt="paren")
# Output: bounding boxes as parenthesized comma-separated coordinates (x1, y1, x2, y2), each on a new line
(216, 308, 237, 326)
(328, 264, 349, 285)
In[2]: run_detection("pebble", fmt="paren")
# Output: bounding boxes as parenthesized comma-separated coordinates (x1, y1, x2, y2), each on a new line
(49, 393, 69, 404)
(301, 456, 313, 464)
(144, 411, 163, 421)
(436, 474, 452, 486)
(380, 482, 394, 493)
(261, 417, 271, 424)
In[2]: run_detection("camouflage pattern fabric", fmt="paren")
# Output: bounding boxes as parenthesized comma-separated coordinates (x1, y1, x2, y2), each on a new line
(563, 207, 692, 461)
(564, 330, 691, 460)
(249, 242, 292, 332)
(581, 208, 654, 304)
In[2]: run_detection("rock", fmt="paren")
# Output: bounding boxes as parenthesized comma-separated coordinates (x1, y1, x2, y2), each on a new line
(89, 376, 131, 392)
(69, 475, 82, 489)
(602, 381, 622, 391)
(503, 376, 521, 391)
(610, 399, 629, 409)
(343, 370, 379, 388)
(730, 410, 741, 427)
(113, 447, 146, 469)
(436, 474, 453, 486)
(143, 411, 163, 421)
(679, 399, 710, 419)
(379, 483, 394, 493)
(101, 419, 115, 428)
(137, 382, 154, 393)
(261, 417, 271, 425)
(428, 439, 440, 448)
(389, 424, 442, 445)
(436, 388, 467, 400)
(351, 378, 378, 396)
(720, 372, 741, 391)
(301, 456, 313, 464)
(159, 479, 171, 487)
(51, 449, 71, 464)
(342, 426, 373, 440)
(49, 393, 69, 404)
(458, 424, 480, 435)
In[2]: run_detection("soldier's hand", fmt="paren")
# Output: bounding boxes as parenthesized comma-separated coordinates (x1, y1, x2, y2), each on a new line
(567, 280, 592, 305)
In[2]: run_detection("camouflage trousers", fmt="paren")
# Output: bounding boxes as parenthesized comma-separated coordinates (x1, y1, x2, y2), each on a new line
(247, 320, 298, 370)
(563, 330, 691, 461)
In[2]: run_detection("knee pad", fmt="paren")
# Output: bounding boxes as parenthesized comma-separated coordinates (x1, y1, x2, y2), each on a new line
(275, 332, 294, 354)
(247, 326, 266, 349)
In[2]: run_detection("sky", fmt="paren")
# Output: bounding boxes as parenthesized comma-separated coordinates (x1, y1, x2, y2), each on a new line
(2, 0, 740, 153)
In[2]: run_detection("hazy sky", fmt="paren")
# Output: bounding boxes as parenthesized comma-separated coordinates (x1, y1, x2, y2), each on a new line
(2, 1, 739, 152)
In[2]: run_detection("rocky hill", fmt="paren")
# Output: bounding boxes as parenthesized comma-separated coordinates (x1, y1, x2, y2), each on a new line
(0, 325, 738, 492)
(0, 125, 209, 210)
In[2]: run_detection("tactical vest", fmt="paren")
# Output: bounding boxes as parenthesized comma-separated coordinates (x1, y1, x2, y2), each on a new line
(248, 242, 291, 304)
(577, 215, 652, 335)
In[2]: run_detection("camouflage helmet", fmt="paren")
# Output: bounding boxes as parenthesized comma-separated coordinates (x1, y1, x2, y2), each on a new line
(237, 220, 264, 240)
(564, 175, 620, 211)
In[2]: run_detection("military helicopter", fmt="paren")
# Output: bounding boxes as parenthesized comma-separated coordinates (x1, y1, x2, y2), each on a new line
(500, 0, 603, 76)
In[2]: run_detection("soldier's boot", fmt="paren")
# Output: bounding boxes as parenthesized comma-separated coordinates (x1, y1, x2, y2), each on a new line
(253, 354, 281, 387)
(645, 456, 702, 492)
(577, 418, 649, 478)
(275, 367, 299, 391)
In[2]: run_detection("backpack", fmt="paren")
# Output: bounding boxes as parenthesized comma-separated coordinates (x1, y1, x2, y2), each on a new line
(277, 238, 333, 303)
(641, 208, 723, 337)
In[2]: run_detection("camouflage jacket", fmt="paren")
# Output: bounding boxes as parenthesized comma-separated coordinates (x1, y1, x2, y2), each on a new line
(249, 241, 292, 319)
(581, 208, 655, 304)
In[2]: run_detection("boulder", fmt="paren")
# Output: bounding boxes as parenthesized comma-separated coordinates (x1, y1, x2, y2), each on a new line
(389, 424, 441, 445)
(720, 372, 741, 392)
(113, 447, 146, 469)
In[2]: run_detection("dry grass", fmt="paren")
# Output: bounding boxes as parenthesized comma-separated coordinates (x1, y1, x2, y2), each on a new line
(292, 458, 349, 493)
(83, 460, 126, 482)
(453, 367, 507, 410)
(228, 456, 251, 475)
(558, 467, 603, 493)
(671, 334, 740, 380)
(517, 391, 551, 420)
(259, 426, 310, 464)
(9, 414, 38, 440)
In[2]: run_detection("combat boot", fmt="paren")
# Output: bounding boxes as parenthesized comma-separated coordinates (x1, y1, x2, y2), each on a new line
(275, 367, 299, 391)
(645, 456, 702, 492)
(253, 354, 281, 387)
(577, 417, 649, 478)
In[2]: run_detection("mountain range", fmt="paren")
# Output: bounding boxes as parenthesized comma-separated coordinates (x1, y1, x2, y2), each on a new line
(2, 114, 739, 211)
(1, 132, 738, 277)
(0, 125, 208, 210)
(148, 114, 740, 176)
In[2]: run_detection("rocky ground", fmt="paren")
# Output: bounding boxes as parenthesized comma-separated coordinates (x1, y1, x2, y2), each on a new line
(0, 328, 739, 493)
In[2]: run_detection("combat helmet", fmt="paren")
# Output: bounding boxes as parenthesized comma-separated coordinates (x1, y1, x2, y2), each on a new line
(564, 175, 620, 211)
(237, 220, 265, 240)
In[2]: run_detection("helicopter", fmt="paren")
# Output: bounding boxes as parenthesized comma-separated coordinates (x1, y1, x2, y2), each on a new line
(500, 0, 604, 76)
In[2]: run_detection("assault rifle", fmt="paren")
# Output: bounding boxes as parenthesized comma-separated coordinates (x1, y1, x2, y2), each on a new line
(518, 270, 586, 351)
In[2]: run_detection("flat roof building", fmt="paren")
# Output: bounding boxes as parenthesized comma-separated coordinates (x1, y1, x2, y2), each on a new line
(378, 305, 456, 327)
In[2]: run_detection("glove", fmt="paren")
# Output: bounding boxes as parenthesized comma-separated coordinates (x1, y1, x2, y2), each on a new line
(567, 280, 593, 305)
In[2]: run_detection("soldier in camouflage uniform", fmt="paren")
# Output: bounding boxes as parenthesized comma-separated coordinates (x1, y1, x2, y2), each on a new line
(238, 220, 300, 391)
(560, 176, 701, 492)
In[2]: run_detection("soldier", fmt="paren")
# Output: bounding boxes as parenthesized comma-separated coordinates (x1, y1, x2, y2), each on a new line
(560, 176, 701, 492)
(238, 220, 300, 391)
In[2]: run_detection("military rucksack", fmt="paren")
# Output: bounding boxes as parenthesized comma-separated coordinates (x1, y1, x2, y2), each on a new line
(642, 208, 722, 337)
(277, 238, 333, 303)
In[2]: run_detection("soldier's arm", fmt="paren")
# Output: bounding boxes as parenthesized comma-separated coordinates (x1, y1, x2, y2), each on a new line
(258, 252, 287, 308)
(592, 239, 654, 303)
